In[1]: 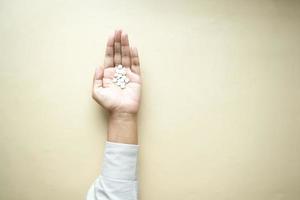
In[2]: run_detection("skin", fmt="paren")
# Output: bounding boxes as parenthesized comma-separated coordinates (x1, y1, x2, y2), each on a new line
(92, 30, 141, 144)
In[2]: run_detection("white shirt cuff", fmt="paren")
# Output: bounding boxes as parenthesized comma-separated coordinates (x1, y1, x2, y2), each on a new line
(102, 141, 139, 181)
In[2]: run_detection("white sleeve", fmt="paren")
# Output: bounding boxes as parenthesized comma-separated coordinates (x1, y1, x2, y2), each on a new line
(86, 141, 139, 200)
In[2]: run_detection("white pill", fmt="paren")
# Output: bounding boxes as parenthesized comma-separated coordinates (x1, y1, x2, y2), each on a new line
(116, 81, 122, 85)
(116, 74, 122, 79)
(117, 64, 123, 69)
(124, 77, 129, 83)
(116, 69, 123, 74)
(120, 82, 126, 87)
(120, 69, 126, 75)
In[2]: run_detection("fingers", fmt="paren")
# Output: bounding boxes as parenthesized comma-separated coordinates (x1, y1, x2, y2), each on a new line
(121, 32, 131, 68)
(130, 47, 140, 75)
(114, 30, 122, 66)
(104, 35, 114, 68)
(93, 66, 104, 89)
(105, 30, 139, 74)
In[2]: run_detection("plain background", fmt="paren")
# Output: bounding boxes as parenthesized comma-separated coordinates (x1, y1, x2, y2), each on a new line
(0, 0, 299, 199)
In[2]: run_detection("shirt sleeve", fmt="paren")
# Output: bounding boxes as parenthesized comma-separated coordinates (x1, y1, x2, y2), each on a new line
(86, 141, 139, 200)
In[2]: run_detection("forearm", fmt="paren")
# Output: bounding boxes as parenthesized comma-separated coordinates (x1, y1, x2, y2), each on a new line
(107, 112, 138, 144)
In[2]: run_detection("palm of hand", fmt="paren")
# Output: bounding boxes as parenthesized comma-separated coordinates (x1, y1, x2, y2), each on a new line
(92, 30, 141, 114)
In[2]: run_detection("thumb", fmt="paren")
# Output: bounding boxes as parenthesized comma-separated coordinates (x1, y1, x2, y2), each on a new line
(93, 66, 104, 88)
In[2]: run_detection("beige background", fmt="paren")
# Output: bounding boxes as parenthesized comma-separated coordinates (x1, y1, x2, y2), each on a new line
(1, 0, 300, 199)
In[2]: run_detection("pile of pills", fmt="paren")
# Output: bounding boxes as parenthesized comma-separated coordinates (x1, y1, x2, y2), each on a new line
(112, 64, 130, 89)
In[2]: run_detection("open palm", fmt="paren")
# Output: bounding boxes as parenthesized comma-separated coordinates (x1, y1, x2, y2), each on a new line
(92, 30, 141, 114)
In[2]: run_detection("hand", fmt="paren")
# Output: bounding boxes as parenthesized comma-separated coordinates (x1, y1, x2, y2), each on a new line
(92, 30, 141, 115)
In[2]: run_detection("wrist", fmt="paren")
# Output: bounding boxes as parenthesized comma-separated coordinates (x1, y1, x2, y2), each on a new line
(107, 112, 138, 144)
(109, 112, 137, 122)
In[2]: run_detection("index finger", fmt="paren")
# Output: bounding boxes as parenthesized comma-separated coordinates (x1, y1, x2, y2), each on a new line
(104, 34, 114, 68)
